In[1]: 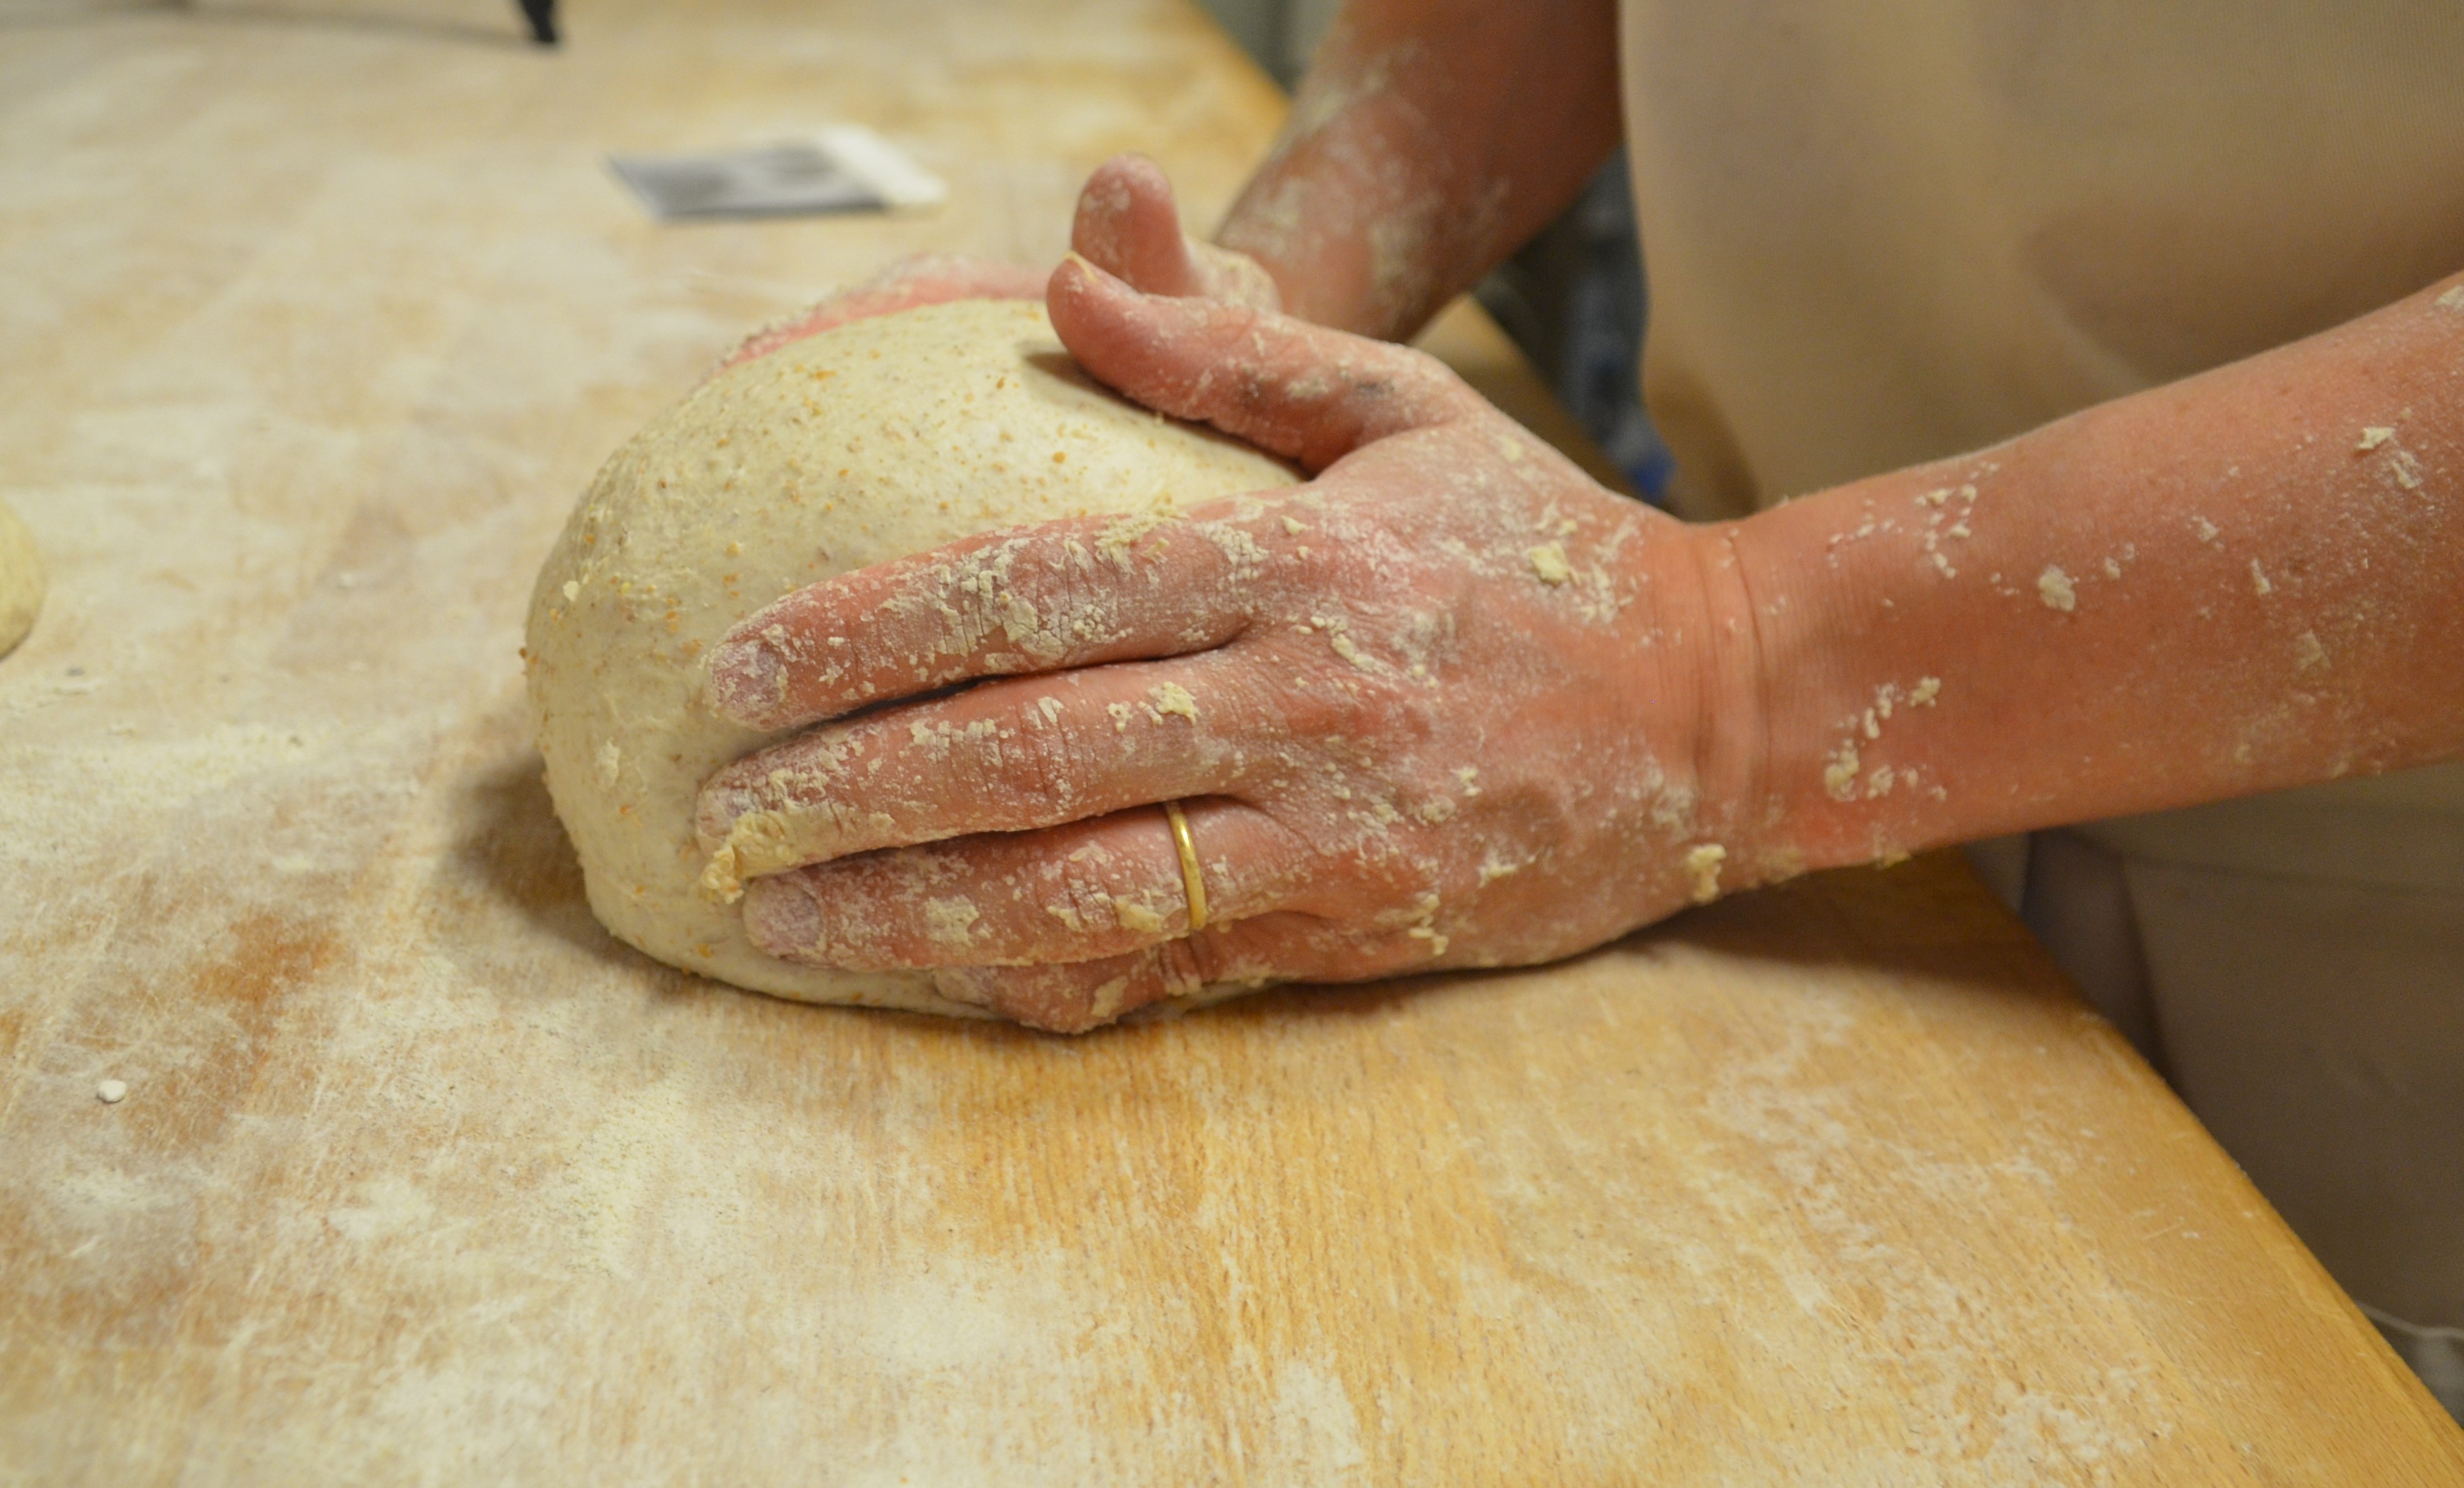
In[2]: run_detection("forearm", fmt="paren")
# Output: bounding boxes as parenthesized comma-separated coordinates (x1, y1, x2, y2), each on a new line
(1718, 273, 2464, 877)
(1217, 0, 1621, 340)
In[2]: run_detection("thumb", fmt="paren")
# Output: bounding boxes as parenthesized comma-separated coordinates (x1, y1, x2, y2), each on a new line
(1072, 154, 1281, 309)
(1072, 154, 1208, 298)
(1046, 254, 1473, 472)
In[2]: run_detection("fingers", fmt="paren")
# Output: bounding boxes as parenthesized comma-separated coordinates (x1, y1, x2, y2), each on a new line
(1045, 255, 1477, 472)
(1072, 154, 1283, 309)
(924, 917, 1445, 1034)
(716, 254, 1046, 373)
(695, 650, 1288, 888)
(702, 495, 1304, 731)
(738, 797, 1305, 970)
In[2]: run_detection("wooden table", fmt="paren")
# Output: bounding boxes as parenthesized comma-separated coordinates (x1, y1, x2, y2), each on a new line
(3, 1, 2458, 1481)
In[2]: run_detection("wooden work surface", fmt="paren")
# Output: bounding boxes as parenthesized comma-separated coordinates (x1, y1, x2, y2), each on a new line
(3, 1, 2459, 1482)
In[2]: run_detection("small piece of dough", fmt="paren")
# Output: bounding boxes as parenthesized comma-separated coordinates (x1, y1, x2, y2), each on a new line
(0, 498, 44, 659)
(525, 299, 1293, 1018)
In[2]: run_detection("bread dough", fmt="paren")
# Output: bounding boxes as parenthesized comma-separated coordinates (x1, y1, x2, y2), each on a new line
(525, 299, 1293, 1016)
(0, 499, 43, 660)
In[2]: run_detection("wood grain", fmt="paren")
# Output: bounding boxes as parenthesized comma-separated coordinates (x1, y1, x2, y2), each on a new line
(2, 0, 2459, 1481)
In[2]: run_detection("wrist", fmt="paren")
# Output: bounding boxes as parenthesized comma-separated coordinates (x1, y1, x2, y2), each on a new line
(1724, 461, 2009, 878)
(1667, 519, 1785, 891)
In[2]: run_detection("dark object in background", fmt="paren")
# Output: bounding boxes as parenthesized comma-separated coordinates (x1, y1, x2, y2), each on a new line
(611, 128, 944, 222)
(610, 143, 885, 221)
(1477, 153, 1675, 502)
(519, 0, 556, 46)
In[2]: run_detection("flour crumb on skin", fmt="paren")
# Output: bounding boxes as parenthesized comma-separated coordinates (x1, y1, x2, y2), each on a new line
(1107, 701, 1134, 733)
(1526, 542, 1573, 585)
(2293, 631, 2328, 672)
(1683, 843, 1727, 904)
(922, 897, 982, 947)
(2036, 566, 2077, 612)
(1109, 895, 1166, 935)
(1084, 975, 1133, 1024)
(1820, 676, 1939, 802)
(2248, 560, 2273, 597)
(2193, 517, 2221, 544)
(1149, 681, 1199, 721)
(1201, 522, 1270, 570)
(1398, 891, 1448, 957)
(2439, 285, 2464, 312)
(1281, 516, 1307, 536)
(2358, 426, 2396, 452)
(1477, 852, 1519, 884)
(96, 1079, 128, 1104)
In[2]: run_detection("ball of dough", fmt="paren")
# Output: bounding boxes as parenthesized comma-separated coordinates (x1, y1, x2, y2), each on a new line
(0, 498, 44, 660)
(525, 298, 1294, 1017)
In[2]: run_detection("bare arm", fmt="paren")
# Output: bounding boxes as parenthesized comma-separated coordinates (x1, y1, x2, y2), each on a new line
(1213, 0, 1623, 339)
(688, 264, 2462, 1031)
(1717, 274, 2464, 880)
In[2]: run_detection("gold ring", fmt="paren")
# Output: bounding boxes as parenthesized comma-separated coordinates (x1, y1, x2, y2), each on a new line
(1163, 800, 1209, 932)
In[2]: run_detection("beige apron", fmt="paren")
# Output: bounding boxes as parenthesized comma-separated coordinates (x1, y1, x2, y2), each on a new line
(1618, 0, 2464, 1409)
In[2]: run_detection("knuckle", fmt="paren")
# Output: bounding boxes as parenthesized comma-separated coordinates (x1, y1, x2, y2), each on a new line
(1001, 705, 1094, 818)
(1049, 835, 1145, 942)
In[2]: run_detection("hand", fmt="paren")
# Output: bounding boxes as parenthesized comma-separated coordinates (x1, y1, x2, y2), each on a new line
(692, 259, 1759, 1032)
(715, 154, 1278, 377)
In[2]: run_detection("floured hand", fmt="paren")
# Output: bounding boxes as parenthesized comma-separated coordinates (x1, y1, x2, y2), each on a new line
(692, 259, 1762, 1032)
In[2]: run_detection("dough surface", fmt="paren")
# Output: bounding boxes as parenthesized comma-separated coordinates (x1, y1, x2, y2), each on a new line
(0, 498, 44, 660)
(525, 298, 1293, 1016)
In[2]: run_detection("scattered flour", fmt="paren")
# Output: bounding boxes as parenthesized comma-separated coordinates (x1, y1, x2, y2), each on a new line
(1526, 543, 1573, 585)
(1683, 843, 1727, 904)
(2036, 567, 2076, 613)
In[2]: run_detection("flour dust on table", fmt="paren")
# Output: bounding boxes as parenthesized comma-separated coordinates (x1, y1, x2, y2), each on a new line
(0, 498, 44, 660)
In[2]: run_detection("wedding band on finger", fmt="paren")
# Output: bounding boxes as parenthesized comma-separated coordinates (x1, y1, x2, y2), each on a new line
(1163, 800, 1209, 932)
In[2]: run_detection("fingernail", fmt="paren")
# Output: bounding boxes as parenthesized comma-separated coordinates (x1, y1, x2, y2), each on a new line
(1059, 251, 1124, 291)
(742, 877, 826, 958)
(705, 638, 785, 722)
